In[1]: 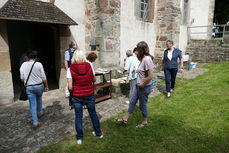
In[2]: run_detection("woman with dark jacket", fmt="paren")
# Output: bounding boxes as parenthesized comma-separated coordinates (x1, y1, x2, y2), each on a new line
(161, 40, 183, 98)
(67, 50, 102, 145)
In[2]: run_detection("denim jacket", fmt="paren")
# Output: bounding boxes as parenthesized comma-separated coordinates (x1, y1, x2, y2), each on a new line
(163, 48, 182, 69)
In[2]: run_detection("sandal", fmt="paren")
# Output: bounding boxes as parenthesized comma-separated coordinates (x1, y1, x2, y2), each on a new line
(115, 118, 128, 126)
(136, 123, 148, 128)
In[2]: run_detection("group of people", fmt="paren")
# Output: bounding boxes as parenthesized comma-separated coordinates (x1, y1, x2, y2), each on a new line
(19, 40, 183, 145)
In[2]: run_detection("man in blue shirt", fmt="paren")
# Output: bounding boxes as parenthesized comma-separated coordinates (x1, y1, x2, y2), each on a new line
(64, 42, 77, 71)
(64, 42, 77, 109)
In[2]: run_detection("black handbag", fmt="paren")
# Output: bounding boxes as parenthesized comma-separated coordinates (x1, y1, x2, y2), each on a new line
(20, 62, 36, 101)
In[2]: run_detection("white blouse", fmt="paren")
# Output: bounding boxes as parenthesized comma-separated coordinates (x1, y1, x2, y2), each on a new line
(167, 50, 173, 60)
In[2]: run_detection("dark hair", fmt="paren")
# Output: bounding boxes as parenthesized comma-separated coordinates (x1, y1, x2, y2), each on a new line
(133, 47, 137, 52)
(28, 50, 38, 59)
(86, 52, 98, 62)
(69, 41, 76, 48)
(166, 40, 174, 45)
(136, 41, 150, 60)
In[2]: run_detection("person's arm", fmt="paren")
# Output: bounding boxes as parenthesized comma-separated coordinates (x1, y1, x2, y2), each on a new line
(66, 68, 73, 92)
(43, 80, 49, 92)
(19, 65, 24, 82)
(161, 58, 165, 71)
(122, 57, 131, 74)
(138, 69, 153, 88)
(122, 70, 129, 74)
(67, 78, 73, 92)
(93, 76, 96, 82)
(64, 50, 70, 71)
(178, 50, 184, 72)
(40, 63, 48, 91)
(64, 61, 68, 71)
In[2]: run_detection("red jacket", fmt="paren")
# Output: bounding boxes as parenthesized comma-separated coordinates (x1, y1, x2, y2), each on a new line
(70, 62, 94, 97)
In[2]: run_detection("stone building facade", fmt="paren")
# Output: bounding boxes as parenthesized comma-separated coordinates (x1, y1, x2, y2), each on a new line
(0, 0, 216, 105)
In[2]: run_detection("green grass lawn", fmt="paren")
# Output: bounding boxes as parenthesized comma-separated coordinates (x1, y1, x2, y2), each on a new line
(38, 62, 229, 153)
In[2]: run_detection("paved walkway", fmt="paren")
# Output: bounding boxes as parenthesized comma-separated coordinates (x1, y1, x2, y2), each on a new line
(0, 87, 161, 153)
(0, 67, 206, 153)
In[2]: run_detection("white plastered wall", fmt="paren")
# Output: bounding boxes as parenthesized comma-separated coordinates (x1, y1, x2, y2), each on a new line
(189, 0, 210, 40)
(120, 0, 156, 67)
(179, 0, 188, 52)
(55, 0, 86, 51)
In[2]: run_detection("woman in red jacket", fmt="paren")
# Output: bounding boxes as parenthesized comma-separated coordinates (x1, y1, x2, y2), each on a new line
(67, 50, 102, 145)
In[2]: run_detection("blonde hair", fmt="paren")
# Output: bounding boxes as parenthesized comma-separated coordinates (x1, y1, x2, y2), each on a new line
(71, 50, 86, 63)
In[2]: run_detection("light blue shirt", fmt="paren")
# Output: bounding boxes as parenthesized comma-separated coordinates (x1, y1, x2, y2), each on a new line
(124, 56, 140, 80)
(64, 48, 74, 61)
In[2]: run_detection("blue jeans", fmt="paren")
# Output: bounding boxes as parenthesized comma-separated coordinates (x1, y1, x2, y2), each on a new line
(164, 68, 178, 92)
(128, 84, 153, 117)
(72, 94, 102, 140)
(26, 84, 44, 125)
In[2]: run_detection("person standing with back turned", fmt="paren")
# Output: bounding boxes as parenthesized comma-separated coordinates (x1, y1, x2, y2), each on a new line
(67, 51, 103, 145)
(20, 50, 48, 128)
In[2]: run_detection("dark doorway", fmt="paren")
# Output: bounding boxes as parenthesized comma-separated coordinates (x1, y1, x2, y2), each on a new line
(7, 20, 59, 100)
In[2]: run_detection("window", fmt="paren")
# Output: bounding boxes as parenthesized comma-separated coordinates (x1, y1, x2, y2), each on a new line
(140, 0, 149, 20)
(135, 0, 154, 22)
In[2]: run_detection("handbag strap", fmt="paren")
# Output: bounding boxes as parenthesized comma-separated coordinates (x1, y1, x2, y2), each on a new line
(25, 61, 36, 86)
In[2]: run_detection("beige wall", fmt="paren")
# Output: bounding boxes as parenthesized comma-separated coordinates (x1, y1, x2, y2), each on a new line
(189, 0, 212, 40)
(0, 20, 14, 105)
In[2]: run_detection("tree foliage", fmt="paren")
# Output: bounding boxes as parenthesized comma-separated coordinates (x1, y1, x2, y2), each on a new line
(214, 0, 229, 24)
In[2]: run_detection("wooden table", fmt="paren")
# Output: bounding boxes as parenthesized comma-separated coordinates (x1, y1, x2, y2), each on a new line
(95, 71, 112, 103)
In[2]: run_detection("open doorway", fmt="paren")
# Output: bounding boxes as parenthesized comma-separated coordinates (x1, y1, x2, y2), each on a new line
(7, 20, 59, 100)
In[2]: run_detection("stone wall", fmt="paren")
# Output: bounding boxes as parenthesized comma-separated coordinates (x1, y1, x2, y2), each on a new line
(85, 0, 120, 68)
(155, 0, 181, 61)
(187, 40, 229, 62)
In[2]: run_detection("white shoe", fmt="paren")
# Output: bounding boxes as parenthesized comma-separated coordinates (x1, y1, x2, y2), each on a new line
(92, 131, 103, 138)
(126, 101, 130, 104)
(77, 139, 82, 145)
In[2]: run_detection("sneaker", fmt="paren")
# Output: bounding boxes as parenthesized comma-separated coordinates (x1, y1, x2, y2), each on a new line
(92, 131, 103, 138)
(126, 101, 130, 104)
(77, 139, 82, 145)
(37, 111, 44, 118)
(33, 122, 40, 129)
(170, 89, 174, 93)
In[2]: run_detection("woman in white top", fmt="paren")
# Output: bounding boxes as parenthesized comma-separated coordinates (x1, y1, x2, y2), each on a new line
(20, 51, 48, 128)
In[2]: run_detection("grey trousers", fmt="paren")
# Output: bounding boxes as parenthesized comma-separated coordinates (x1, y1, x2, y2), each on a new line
(128, 84, 153, 117)
(129, 79, 137, 101)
